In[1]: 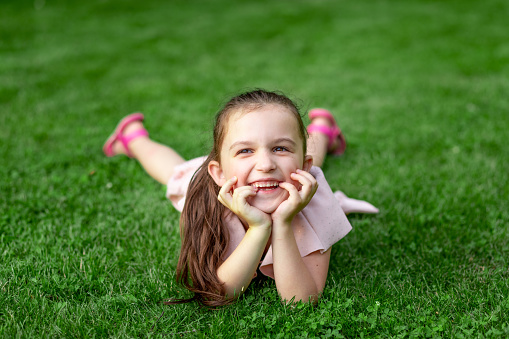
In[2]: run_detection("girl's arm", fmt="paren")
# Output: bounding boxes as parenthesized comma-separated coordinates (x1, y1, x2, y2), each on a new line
(216, 177, 272, 298)
(271, 225, 331, 303)
(217, 225, 271, 298)
(271, 169, 328, 303)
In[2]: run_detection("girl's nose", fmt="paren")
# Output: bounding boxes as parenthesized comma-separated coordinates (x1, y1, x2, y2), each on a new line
(256, 151, 276, 172)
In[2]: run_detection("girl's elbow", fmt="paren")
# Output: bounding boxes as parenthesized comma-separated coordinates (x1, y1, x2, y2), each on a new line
(223, 283, 249, 300)
(280, 291, 321, 306)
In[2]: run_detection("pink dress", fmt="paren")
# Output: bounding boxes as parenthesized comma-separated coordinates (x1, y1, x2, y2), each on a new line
(166, 157, 352, 279)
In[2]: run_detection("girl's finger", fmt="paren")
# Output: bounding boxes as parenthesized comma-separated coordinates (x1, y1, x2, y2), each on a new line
(218, 176, 237, 206)
(217, 192, 232, 208)
(232, 185, 256, 202)
(295, 169, 316, 182)
(291, 172, 312, 190)
(294, 169, 317, 186)
(279, 181, 300, 200)
(291, 171, 316, 195)
(293, 175, 318, 203)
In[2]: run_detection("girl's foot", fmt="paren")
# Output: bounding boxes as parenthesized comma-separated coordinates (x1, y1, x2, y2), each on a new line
(334, 191, 379, 214)
(307, 108, 346, 155)
(103, 113, 149, 157)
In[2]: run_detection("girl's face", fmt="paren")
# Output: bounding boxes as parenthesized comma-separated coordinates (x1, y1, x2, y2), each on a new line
(208, 104, 312, 214)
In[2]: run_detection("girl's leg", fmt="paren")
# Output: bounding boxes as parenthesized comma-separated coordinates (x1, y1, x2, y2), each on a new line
(306, 115, 339, 168)
(109, 119, 186, 185)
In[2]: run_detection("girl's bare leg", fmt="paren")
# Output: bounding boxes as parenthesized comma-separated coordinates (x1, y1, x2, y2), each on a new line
(306, 116, 338, 168)
(111, 121, 186, 185)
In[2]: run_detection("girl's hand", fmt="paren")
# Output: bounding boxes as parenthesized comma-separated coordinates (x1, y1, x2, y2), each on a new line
(218, 176, 272, 228)
(272, 169, 318, 225)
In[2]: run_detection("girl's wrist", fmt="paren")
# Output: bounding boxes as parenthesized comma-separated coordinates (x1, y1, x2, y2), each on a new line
(248, 222, 272, 232)
(272, 214, 295, 226)
(245, 224, 272, 242)
(271, 219, 293, 232)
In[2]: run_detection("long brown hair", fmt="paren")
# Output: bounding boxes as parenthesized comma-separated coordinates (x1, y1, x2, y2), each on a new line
(168, 89, 307, 307)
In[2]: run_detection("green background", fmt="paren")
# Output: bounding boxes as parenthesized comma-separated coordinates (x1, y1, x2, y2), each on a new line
(1, 0, 508, 337)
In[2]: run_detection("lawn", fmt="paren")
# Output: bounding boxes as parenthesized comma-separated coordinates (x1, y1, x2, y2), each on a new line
(1, 0, 508, 337)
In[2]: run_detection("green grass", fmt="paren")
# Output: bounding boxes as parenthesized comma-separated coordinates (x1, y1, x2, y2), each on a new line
(1, 0, 509, 337)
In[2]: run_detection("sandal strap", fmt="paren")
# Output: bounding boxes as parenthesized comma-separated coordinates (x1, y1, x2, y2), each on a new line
(308, 108, 346, 155)
(119, 129, 149, 157)
(307, 124, 339, 149)
(309, 108, 336, 125)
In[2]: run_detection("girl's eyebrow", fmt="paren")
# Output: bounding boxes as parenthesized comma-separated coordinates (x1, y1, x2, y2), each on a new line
(229, 141, 252, 151)
(274, 138, 297, 146)
(229, 138, 297, 151)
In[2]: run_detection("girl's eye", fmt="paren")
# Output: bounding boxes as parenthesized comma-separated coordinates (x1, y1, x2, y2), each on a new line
(274, 146, 289, 152)
(237, 149, 253, 155)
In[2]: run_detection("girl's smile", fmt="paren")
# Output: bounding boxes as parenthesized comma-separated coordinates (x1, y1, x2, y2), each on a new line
(250, 180, 280, 191)
(209, 104, 312, 214)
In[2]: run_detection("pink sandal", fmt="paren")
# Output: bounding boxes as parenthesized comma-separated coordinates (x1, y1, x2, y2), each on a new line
(306, 108, 346, 156)
(103, 113, 149, 158)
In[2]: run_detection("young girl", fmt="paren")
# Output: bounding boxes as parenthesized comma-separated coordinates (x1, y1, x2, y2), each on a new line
(103, 89, 378, 307)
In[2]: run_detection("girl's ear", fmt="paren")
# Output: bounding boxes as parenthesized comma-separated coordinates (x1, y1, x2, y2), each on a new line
(303, 155, 313, 172)
(208, 160, 226, 186)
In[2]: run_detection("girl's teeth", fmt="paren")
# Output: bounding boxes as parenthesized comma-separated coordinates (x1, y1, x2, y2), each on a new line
(252, 182, 279, 189)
